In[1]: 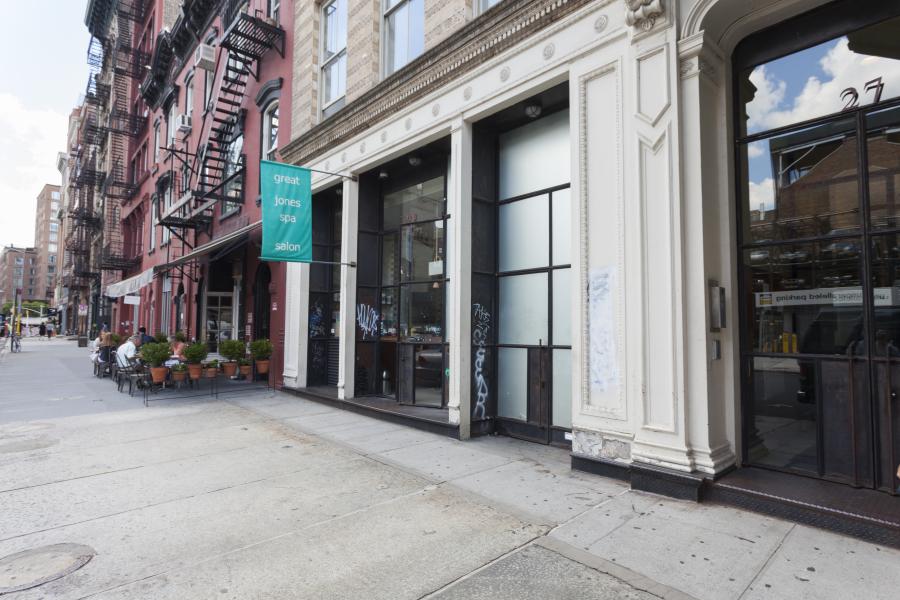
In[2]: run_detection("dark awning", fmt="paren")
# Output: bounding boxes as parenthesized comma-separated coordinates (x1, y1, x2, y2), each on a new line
(158, 220, 261, 271)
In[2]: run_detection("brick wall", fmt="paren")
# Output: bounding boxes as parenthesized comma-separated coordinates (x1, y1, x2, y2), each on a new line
(345, 0, 381, 104)
(291, 0, 320, 138)
(424, 0, 471, 49)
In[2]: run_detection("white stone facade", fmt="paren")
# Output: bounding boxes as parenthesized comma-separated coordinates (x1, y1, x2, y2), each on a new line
(280, 0, 849, 479)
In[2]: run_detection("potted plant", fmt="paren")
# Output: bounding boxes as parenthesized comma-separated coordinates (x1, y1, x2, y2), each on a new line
(174, 331, 187, 343)
(250, 339, 274, 374)
(141, 342, 171, 384)
(204, 359, 219, 378)
(109, 333, 122, 347)
(154, 332, 169, 343)
(238, 357, 252, 378)
(218, 339, 245, 378)
(171, 362, 188, 383)
(183, 342, 208, 380)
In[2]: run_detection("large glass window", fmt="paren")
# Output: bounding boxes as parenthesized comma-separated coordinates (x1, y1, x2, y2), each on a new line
(262, 101, 279, 161)
(736, 10, 900, 490)
(321, 0, 347, 118)
(383, 0, 424, 77)
(308, 187, 343, 387)
(357, 170, 447, 406)
(222, 131, 244, 215)
(494, 108, 571, 435)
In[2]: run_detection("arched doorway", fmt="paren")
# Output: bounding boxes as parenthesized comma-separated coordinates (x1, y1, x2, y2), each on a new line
(732, 1, 900, 493)
(253, 263, 271, 341)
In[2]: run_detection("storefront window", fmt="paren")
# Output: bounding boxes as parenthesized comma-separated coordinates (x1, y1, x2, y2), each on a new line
(356, 164, 448, 406)
(736, 9, 900, 490)
(308, 187, 343, 387)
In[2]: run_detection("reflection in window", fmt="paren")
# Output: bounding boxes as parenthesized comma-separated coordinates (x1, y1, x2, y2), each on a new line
(383, 176, 444, 228)
(383, 0, 424, 77)
(741, 120, 859, 243)
(263, 101, 279, 161)
(740, 16, 900, 138)
(222, 131, 244, 215)
(321, 0, 347, 118)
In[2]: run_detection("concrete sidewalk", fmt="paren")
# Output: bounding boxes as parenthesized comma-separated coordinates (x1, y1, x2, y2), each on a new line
(0, 340, 898, 599)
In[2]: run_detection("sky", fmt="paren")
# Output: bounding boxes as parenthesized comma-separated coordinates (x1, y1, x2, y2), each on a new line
(745, 29, 900, 213)
(0, 2, 90, 248)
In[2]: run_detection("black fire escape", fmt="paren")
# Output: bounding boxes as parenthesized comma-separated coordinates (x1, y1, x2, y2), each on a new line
(89, 0, 148, 273)
(159, 0, 284, 232)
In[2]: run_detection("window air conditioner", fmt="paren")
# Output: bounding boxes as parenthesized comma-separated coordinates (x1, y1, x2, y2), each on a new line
(177, 114, 192, 133)
(194, 44, 215, 71)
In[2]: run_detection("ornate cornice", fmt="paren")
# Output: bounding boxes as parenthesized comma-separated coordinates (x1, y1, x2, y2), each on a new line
(281, 0, 594, 167)
(624, 0, 663, 31)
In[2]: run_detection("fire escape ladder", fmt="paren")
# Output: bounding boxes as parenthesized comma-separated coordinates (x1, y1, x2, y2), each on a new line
(95, 2, 147, 274)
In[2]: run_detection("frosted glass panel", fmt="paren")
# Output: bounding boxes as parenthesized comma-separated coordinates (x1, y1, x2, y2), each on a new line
(499, 273, 548, 345)
(498, 109, 570, 200)
(552, 349, 572, 428)
(498, 347, 527, 420)
(552, 268, 571, 346)
(552, 188, 571, 265)
(499, 194, 549, 271)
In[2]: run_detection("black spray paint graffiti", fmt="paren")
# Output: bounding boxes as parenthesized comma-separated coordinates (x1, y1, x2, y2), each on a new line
(472, 303, 491, 420)
(356, 303, 380, 339)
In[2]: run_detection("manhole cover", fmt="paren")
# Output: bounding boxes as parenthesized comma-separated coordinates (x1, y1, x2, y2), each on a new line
(0, 544, 94, 594)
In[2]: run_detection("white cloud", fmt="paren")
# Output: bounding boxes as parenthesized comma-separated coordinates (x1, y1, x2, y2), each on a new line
(747, 143, 764, 159)
(0, 93, 67, 248)
(749, 177, 775, 212)
(748, 38, 900, 132)
(747, 65, 786, 132)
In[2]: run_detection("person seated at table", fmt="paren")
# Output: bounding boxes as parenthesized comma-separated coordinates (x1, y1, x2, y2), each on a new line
(170, 335, 186, 361)
(116, 334, 142, 368)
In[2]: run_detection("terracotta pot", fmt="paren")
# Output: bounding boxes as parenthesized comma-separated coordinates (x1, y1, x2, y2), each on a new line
(188, 363, 203, 379)
(255, 359, 270, 374)
(222, 362, 238, 377)
(150, 366, 168, 384)
(205, 367, 218, 378)
(172, 370, 187, 382)
(239, 365, 251, 377)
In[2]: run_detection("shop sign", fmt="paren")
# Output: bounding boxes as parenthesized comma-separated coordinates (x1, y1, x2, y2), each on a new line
(77, 304, 88, 316)
(755, 286, 900, 308)
(123, 295, 141, 306)
(260, 160, 312, 263)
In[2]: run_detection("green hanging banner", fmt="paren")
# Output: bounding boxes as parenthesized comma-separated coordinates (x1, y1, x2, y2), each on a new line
(260, 160, 312, 263)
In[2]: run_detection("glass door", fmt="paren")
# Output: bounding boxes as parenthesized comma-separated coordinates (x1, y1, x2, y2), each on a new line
(205, 292, 233, 353)
(866, 105, 900, 492)
(736, 11, 900, 492)
(494, 108, 572, 445)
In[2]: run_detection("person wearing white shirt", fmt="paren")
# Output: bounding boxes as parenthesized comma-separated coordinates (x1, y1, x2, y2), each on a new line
(116, 335, 142, 368)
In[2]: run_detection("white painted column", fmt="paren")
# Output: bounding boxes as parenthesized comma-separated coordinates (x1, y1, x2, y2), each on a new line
(282, 261, 310, 389)
(337, 178, 359, 400)
(675, 32, 737, 474)
(448, 119, 473, 437)
(626, 20, 695, 473)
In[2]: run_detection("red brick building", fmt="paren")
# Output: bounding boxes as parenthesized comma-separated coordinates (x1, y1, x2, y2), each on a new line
(85, 0, 292, 383)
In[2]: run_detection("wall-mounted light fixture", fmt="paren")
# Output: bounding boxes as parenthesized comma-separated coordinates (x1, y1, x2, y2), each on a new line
(408, 155, 422, 167)
(378, 169, 389, 180)
(524, 103, 542, 118)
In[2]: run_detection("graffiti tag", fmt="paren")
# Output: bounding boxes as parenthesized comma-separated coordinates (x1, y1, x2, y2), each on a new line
(356, 303, 380, 339)
(472, 303, 491, 419)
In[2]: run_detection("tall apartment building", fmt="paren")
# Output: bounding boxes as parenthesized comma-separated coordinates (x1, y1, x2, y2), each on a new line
(0, 246, 39, 307)
(32, 184, 62, 304)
